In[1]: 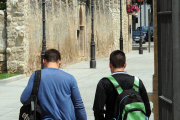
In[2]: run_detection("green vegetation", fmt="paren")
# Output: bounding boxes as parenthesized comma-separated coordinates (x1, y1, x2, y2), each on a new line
(0, 72, 20, 80)
(0, 0, 6, 10)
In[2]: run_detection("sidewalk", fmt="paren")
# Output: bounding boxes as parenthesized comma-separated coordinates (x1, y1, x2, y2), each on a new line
(0, 49, 154, 120)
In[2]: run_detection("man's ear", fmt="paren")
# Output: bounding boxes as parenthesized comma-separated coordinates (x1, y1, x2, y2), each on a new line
(43, 59, 46, 65)
(124, 62, 127, 69)
(59, 60, 62, 66)
(109, 62, 112, 68)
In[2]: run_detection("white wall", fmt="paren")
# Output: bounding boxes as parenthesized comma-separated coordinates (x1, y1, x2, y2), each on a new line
(136, 4, 151, 28)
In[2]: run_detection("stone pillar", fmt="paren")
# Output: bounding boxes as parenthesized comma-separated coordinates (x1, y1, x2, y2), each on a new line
(0, 10, 6, 73)
(6, 0, 27, 74)
(148, 0, 159, 120)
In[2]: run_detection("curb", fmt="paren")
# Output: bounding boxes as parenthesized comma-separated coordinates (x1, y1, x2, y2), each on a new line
(0, 74, 26, 84)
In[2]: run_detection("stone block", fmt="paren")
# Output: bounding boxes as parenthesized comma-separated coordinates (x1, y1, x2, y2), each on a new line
(18, 31, 24, 37)
(7, 15, 12, 22)
(7, 8, 11, 12)
(0, 26, 4, 31)
(17, 7, 24, 12)
(7, 53, 15, 61)
(0, 46, 5, 52)
(0, 11, 4, 18)
(12, 0, 19, 8)
(7, 39, 15, 47)
(18, 22, 24, 26)
(18, 18, 24, 21)
(15, 26, 24, 31)
(11, 47, 16, 53)
(6, 48, 11, 53)
(7, 34, 16, 39)
(0, 54, 5, 61)
(14, 12, 24, 17)
(7, 27, 13, 32)
(18, 0, 25, 2)
(12, 17, 18, 22)
(0, 61, 7, 73)
(7, 61, 17, 73)
(17, 64, 25, 73)
(11, 22, 18, 26)
(17, 53, 24, 61)
(16, 47, 24, 52)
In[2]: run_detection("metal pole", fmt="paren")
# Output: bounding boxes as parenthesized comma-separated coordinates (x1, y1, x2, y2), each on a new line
(139, 0, 143, 54)
(144, 0, 146, 26)
(90, 0, 96, 68)
(41, 0, 46, 69)
(148, 9, 151, 53)
(172, 0, 180, 119)
(120, 0, 123, 51)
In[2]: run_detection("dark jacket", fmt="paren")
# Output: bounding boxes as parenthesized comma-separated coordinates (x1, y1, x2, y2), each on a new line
(93, 72, 151, 120)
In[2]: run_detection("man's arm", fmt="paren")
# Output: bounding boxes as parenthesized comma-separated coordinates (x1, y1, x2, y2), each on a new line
(93, 80, 106, 120)
(139, 80, 151, 117)
(70, 76, 87, 120)
(20, 72, 35, 103)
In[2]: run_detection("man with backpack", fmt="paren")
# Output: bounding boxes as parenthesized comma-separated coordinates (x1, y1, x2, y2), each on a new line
(93, 50, 151, 120)
(20, 49, 87, 120)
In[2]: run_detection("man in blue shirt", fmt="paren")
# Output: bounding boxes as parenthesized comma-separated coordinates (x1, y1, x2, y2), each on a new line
(21, 49, 87, 120)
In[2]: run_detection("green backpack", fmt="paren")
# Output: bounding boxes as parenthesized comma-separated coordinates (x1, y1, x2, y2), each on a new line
(106, 76, 148, 120)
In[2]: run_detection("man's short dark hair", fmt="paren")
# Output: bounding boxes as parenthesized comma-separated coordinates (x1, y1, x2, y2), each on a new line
(44, 49, 61, 62)
(110, 50, 126, 68)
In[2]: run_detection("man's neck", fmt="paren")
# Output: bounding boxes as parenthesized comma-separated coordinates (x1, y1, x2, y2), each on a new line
(45, 62, 59, 69)
(112, 68, 125, 73)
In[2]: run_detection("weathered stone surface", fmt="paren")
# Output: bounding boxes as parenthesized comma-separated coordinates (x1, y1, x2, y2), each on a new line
(11, 22, 18, 26)
(18, 18, 24, 21)
(0, 54, 5, 61)
(17, 53, 24, 61)
(6, 48, 11, 54)
(14, 12, 24, 16)
(12, 17, 18, 22)
(7, 8, 11, 12)
(7, 39, 15, 47)
(0, 46, 5, 52)
(0, 61, 6, 73)
(15, 26, 24, 31)
(18, 31, 24, 37)
(0, 10, 6, 72)
(7, 15, 12, 22)
(17, 63, 25, 73)
(12, 0, 19, 8)
(0, 11, 4, 18)
(7, 61, 17, 73)
(11, 47, 16, 53)
(7, 53, 15, 61)
(16, 47, 24, 52)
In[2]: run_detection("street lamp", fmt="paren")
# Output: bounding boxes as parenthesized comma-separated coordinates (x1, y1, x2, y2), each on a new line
(90, 0, 96, 68)
(120, 0, 123, 51)
(139, 0, 143, 54)
(41, 0, 46, 69)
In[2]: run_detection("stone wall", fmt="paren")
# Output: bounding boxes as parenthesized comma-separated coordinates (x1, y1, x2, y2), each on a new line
(106, 0, 132, 52)
(5, 0, 132, 76)
(0, 10, 6, 73)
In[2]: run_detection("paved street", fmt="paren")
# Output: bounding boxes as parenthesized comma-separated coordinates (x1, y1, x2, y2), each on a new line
(0, 48, 154, 120)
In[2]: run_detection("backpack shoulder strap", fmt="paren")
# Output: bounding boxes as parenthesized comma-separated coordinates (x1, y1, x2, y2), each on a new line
(32, 70, 41, 96)
(106, 76, 123, 94)
(31, 70, 41, 119)
(133, 76, 139, 92)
